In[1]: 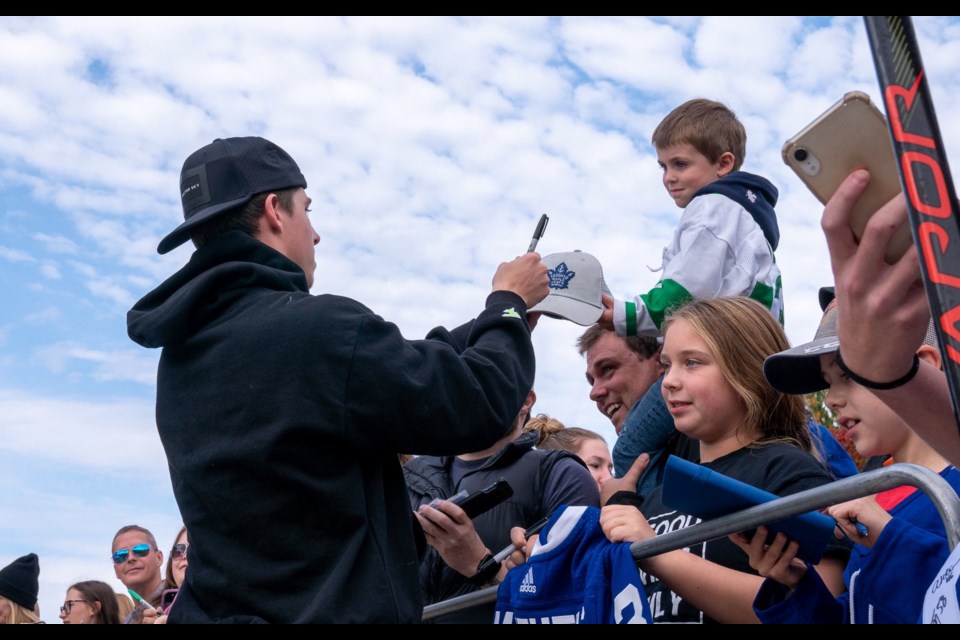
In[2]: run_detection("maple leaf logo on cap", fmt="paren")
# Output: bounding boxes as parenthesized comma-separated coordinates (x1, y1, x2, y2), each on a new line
(547, 262, 576, 290)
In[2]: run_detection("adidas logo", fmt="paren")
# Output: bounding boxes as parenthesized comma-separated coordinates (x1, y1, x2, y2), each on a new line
(519, 567, 537, 594)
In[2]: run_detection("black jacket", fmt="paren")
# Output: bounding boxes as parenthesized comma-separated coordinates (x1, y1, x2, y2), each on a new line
(404, 431, 598, 623)
(127, 232, 537, 623)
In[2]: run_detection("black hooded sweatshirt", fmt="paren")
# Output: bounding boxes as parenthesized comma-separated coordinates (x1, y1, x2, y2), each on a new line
(127, 231, 536, 623)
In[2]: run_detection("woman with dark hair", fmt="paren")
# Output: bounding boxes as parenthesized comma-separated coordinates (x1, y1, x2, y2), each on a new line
(162, 526, 188, 593)
(143, 526, 188, 624)
(59, 580, 120, 624)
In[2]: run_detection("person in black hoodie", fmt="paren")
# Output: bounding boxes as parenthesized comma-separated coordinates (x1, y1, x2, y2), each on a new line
(406, 390, 599, 623)
(126, 136, 548, 623)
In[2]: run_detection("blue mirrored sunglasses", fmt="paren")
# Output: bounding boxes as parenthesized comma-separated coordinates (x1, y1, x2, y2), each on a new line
(112, 543, 152, 565)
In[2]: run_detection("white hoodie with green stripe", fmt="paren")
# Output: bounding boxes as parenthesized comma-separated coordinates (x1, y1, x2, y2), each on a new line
(613, 171, 784, 337)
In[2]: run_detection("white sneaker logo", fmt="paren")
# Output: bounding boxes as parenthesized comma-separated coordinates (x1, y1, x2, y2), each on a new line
(519, 567, 537, 594)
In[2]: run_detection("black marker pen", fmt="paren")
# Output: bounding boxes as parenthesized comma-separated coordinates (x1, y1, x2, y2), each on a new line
(527, 214, 549, 253)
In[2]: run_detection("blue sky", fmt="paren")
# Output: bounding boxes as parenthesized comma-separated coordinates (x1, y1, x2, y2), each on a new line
(2, 16, 960, 622)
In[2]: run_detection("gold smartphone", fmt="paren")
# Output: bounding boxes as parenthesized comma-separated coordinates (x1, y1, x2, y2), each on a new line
(783, 91, 910, 263)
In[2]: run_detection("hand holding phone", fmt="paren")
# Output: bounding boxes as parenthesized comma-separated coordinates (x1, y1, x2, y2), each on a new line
(443, 478, 513, 519)
(159, 588, 178, 613)
(783, 91, 910, 263)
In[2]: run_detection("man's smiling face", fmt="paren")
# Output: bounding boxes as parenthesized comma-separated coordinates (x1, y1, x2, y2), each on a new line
(585, 332, 662, 434)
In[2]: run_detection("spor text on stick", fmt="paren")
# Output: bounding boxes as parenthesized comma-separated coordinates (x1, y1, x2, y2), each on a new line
(865, 16, 960, 434)
(527, 214, 549, 253)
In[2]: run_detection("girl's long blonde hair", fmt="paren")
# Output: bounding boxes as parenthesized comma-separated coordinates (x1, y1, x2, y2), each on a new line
(663, 297, 812, 453)
(0, 596, 40, 624)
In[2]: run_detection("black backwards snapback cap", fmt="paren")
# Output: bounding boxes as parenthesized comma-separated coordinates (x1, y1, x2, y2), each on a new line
(529, 251, 609, 326)
(157, 136, 307, 254)
(764, 286, 938, 395)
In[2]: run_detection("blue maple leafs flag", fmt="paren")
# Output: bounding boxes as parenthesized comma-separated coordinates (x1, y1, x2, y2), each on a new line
(548, 262, 576, 290)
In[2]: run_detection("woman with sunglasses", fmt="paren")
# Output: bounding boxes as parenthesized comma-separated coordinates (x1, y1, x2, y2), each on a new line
(59, 581, 120, 624)
(142, 527, 188, 625)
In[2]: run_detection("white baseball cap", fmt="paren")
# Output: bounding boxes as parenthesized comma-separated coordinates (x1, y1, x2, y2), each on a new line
(529, 251, 608, 326)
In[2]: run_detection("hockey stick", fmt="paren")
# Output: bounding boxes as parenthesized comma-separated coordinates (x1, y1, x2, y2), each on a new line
(864, 16, 960, 433)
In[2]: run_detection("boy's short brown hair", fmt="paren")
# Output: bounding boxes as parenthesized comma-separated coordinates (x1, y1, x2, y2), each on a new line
(652, 98, 746, 171)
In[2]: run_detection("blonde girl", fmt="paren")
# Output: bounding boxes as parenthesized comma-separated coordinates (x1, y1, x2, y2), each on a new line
(600, 297, 847, 624)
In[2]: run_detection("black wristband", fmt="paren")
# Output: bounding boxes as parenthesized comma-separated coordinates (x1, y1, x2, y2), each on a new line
(468, 552, 501, 586)
(835, 348, 920, 390)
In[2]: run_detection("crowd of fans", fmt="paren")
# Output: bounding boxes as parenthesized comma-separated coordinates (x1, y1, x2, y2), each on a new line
(4, 93, 960, 624)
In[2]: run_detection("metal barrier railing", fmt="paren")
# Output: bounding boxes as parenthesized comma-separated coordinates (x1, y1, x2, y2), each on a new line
(421, 463, 960, 621)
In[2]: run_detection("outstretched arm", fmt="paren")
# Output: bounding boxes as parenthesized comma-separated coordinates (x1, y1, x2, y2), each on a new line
(822, 169, 960, 465)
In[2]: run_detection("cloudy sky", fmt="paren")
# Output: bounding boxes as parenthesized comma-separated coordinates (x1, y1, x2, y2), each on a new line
(2, 16, 959, 622)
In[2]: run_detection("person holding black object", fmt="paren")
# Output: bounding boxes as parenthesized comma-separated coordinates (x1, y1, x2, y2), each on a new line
(126, 136, 549, 623)
(406, 390, 599, 623)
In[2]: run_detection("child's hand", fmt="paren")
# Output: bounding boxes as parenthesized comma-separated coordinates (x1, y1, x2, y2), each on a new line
(503, 526, 536, 572)
(827, 497, 892, 548)
(600, 504, 653, 543)
(729, 527, 807, 589)
(598, 295, 615, 331)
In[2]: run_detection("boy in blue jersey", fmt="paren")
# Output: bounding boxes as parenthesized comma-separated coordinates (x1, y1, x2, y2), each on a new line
(734, 295, 959, 624)
(600, 99, 784, 497)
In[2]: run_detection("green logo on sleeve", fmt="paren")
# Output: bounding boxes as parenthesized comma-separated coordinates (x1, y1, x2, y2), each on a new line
(502, 308, 522, 319)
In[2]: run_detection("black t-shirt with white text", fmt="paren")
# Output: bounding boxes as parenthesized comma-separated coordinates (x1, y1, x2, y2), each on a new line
(639, 443, 849, 624)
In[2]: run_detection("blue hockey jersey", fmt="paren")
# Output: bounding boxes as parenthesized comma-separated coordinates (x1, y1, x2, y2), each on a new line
(494, 505, 652, 624)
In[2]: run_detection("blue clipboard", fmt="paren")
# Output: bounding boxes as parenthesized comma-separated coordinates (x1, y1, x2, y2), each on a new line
(661, 455, 836, 564)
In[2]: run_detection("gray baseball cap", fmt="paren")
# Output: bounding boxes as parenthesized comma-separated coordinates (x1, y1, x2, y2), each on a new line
(529, 251, 608, 326)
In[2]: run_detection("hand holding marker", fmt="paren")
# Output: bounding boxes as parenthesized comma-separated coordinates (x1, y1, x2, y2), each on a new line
(835, 517, 869, 541)
(494, 516, 549, 563)
(852, 518, 869, 537)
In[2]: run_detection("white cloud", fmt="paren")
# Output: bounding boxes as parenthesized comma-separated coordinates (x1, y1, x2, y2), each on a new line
(34, 342, 157, 385)
(24, 306, 61, 323)
(33, 232, 79, 255)
(0, 244, 35, 262)
(0, 389, 163, 474)
(40, 262, 61, 279)
(561, 16, 696, 96)
(694, 16, 802, 74)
